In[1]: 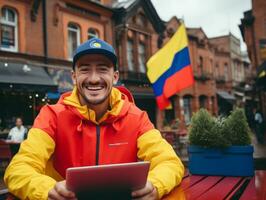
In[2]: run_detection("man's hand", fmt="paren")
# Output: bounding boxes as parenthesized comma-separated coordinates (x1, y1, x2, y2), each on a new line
(48, 180, 77, 200)
(131, 181, 159, 200)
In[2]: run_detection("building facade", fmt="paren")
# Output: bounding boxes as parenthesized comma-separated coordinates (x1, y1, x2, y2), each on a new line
(239, 0, 266, 116)
(0, 0, 252, 131)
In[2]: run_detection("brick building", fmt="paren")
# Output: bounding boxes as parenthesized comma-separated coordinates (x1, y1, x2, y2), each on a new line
(0, 0, 166, 128)
(209, 34, 247, 113)
(0, 0, 115, 126)
(239, 0, 266, 116)
(0, 0, 251, 130)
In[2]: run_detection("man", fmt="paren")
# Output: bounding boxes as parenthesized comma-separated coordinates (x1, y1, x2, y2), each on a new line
(7, 117, 27, 142)
(254, 108, 265, 144)
(4, 38, 184, 200)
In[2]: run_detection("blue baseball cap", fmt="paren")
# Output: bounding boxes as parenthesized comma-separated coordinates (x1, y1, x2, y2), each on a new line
(72, 38, 117, 70)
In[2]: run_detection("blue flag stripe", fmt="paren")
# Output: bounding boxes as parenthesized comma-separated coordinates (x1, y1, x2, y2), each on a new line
(152, 47, 191, 96)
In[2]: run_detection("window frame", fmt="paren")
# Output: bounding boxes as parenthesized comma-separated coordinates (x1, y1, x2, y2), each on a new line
(67, 23, 80, 60)
(126, 39, 134, 71)
(0, 7, 18, 52)
(183, 95, 192, 125)
(138, 42, 146, 73)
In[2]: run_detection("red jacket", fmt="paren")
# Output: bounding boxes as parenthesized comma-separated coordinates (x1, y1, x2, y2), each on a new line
(33, 88, 154, 178)
(4, 87, 184, 199)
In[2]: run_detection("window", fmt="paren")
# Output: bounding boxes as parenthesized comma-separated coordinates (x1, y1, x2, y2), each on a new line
(68, 23, 80, 59)
(210, 59, 213, 75)
(215, 63, 219, 77)
(211, 96, 215, 114)
(164, 97, 176, 125)
(138, 43, 146, 73)
(88, 28, 98, 40)
(127, 40, 134, 71)
(0, 7, 18, 51)
(183, 95, 192, 125)
(199, 95, 207, 109)
(198, 56, 203, 76)
(224, 63, 228, 81)
(136, 14, 146, 27)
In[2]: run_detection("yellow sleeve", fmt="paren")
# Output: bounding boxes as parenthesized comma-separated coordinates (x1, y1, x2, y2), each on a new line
(4, 128, 56, 200)
(137, 129, 184, 199)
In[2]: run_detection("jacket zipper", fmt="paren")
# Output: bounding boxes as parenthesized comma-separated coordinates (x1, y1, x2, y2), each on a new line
(95, 125, 100, 165)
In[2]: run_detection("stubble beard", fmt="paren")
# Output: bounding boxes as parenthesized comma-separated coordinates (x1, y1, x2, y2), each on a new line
(79, 88, 112, 106)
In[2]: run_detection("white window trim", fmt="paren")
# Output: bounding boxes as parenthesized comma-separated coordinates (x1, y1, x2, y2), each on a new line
(67, 25, 80, 60)
(0, 8, 18, 52)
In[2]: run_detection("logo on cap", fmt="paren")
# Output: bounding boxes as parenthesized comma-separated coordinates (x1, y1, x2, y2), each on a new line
(90, 40, 102, 48)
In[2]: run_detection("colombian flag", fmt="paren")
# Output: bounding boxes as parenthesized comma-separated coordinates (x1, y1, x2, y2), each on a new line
(147, 23, 194, 110)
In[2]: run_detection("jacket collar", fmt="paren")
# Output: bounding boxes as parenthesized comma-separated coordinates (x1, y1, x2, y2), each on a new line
(60, 86, 126, 124)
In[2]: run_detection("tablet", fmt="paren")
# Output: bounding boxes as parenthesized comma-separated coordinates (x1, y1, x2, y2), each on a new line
(66, 161, 150, 198)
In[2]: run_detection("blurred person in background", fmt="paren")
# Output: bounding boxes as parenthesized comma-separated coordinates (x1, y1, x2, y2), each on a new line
(7, 117, 27, 142)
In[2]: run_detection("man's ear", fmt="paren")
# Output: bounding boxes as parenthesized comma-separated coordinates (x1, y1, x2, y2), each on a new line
(113, 70, 119, 85)
(71, 70, 76, 85)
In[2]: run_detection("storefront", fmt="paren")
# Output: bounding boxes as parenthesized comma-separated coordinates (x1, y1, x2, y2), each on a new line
(0, 60, 57, 129)
(217, 90, 236, 116)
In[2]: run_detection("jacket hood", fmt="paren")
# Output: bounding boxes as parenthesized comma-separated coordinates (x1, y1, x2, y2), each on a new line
(57, 86, 131, 125)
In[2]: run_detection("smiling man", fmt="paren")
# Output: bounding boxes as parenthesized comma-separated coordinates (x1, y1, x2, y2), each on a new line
(4, 38, 184, 200)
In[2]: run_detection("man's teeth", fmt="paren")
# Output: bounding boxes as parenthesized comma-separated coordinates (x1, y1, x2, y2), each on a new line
(85, 86, 103, 90)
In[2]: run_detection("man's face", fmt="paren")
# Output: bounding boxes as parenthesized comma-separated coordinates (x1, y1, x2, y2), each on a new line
(16, 118, 23, 128)
(72, 54, 119, 107)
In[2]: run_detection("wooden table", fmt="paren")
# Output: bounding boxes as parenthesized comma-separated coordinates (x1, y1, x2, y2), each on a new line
(0, 139, 20, 160)
(1, 170, 265, 199)
(162, 170, 266, 200)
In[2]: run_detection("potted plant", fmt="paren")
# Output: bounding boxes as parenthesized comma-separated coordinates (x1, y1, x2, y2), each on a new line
(188, 108, 254, 176)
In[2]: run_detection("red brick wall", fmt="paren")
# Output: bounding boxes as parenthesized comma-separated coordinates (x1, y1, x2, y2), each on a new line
(252, 0, 266, 65)
(0, 0, 43, 55)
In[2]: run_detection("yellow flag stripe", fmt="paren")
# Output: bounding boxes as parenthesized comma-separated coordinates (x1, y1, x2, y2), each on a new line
(147, 24, 188, 83)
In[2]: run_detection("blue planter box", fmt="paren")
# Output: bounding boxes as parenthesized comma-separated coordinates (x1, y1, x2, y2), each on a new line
(188, 145, 254, 176)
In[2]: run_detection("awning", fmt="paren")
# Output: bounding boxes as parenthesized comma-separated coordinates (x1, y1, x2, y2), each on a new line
(217, 91, 236, 101)
(0, 61, 57, 92)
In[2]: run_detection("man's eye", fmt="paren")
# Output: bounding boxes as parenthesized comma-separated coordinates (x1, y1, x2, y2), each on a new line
(79, 67, 89, 72)
(99, 67, 109, 72)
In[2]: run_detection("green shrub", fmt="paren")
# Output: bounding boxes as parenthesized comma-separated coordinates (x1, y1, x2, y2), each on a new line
(189, 109, 229, 148)
(189, 108, 251, 148)
(223, 108, 251, 145)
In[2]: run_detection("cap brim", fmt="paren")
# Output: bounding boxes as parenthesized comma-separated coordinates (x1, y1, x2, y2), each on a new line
(73, 48, 117, 69)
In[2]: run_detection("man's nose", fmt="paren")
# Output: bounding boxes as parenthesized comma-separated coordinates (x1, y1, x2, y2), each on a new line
(89, 70, 101, 83)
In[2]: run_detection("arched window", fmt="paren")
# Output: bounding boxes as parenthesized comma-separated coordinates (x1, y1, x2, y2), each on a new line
(183, 95, 192, 125)
(88, 28, 99, 40)
(0, 7, 18, 51)
(67, 23, 80, 59)
(136, 14, 146, 27)
(138, 42, 146, 73)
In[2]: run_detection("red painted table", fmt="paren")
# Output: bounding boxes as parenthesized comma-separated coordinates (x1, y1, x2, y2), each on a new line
(162, 170, 266, 200)
(1, 171, 266, 199)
